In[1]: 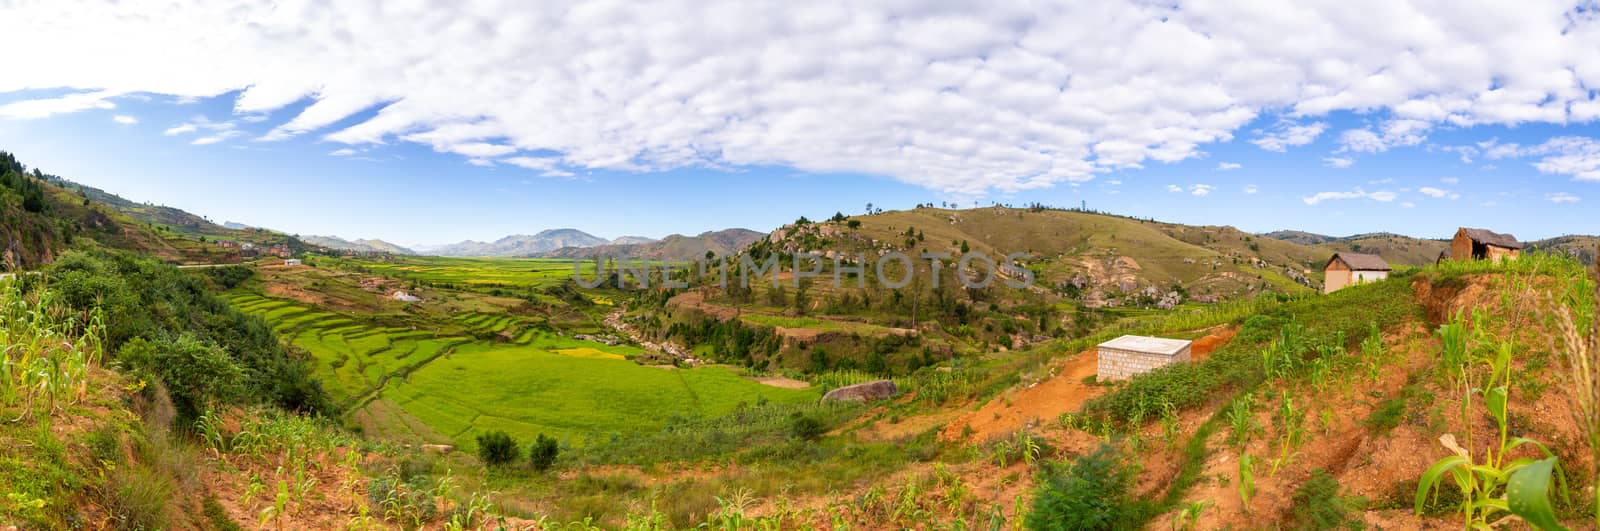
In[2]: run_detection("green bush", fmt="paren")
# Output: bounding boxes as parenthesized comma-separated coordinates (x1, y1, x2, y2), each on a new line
(530, 433, 560, 472)
(476, 430, 520, 466)
(1026, 444, 1144, 530)
(789, 413, 824, 442)
(118, 334, 245, 419)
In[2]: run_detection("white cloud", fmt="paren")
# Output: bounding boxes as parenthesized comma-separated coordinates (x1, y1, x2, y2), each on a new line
(1243, 184, 1259, 194)
(1190, 184, 1214, 197)
(1216, 162, 1241, 171)
(1476, 137, 1600, 181)
(1302, 187, 1399, 205)
(1338, 119, 1432, 154)
(1440, 177, 1459, 185)
(1251, 121, 1327, 152)
(329, 148, 358, 156)
(112, 114, 138, 125)
(5, 2, 1600, 193)
(502, 156, 576, 177)
(163, 116, 241, 145)
(1166, 184, 1184, 193)
(1548, 192, 1581, 204)
(1323, 157, 1354, 169)
(0, 90, 118, 119)
(1427, 186, 1465, 199)
(1401, 202, 1416, 208)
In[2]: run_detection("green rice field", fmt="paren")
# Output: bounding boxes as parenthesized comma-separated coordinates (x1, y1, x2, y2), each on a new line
(335, 256, 589, 290)
(225, 292, 819, 449)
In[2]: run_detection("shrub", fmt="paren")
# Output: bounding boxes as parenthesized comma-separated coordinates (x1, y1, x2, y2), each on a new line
(789, 413, 825, 442)
(1026, 444, 1143, 530)
(530, 433, 560, 472)
(118, 334, 245, 419)
(1291, 469, 1361, 530)
(475, 430, 519, 467)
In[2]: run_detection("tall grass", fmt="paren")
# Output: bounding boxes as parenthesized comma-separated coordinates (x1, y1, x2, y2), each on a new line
(1550, 247, 1600, 528)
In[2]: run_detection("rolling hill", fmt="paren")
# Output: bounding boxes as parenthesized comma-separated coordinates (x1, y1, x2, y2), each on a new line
(755, 206, 1334, 305)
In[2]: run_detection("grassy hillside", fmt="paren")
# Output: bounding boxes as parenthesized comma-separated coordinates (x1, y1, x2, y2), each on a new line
(761, 206, 1325, 303)
(0, 154, 249, 270)
(1310, 233, 1449, 266)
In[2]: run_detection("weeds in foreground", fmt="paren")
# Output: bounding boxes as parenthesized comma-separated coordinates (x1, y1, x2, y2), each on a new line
(1549, 246, 1600, 528)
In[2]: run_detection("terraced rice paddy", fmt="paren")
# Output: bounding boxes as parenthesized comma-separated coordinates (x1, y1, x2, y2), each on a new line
(225, 292, 819, 449)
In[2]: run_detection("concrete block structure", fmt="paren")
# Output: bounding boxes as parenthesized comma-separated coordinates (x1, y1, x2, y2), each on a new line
(1097, 335, 1192, 380)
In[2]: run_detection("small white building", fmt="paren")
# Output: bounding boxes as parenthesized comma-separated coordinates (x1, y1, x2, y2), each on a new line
(283, 259, 302, 266)
(1322, 252, 1390, 294)
(1097, 335, 1192, 380)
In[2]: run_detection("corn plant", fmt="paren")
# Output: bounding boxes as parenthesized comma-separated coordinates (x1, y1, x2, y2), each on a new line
(1160, 401, 1182, 448)
(1271, 396, 1306, 476)
(1415, 337, 1568, 529)
(1171, 499, 1210, 531)
(1436, 310, 1469, 380)
(1238, 453, 1256, 511)
(1226, 393, 1259, 448)
(0, 280, 103, 417)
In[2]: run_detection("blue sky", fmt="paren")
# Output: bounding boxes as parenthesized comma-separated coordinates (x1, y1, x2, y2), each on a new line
(0, 2, 1597, 246)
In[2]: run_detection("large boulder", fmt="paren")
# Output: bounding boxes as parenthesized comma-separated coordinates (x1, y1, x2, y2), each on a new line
(821, 380, 898, 402)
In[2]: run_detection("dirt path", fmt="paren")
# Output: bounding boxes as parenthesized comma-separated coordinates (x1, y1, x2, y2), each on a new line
(939, 348, 1103, 443)
(747, 376, 811, 389)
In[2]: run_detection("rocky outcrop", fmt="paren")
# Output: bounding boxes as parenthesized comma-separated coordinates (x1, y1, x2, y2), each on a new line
(821, 380, 898, 402)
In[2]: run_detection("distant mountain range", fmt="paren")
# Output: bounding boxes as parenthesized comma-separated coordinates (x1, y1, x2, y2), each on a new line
(420, 229, 611, 257)
(301, 235, 417, 255)
(539, 229, 765, 261)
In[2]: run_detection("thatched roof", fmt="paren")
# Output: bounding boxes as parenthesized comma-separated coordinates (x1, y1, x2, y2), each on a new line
(1327, 252, 1391, 271)
(1460, 228, 1523, 249)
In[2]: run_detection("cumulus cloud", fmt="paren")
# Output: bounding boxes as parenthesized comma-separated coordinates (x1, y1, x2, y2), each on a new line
(1476, 137, 1600, 181)
(1548, 192, 1581, 203)
(1302, 187, 1397, 205)
(112, 114, 138, 125)
(1190, 184, 1214, 197)
(1251, 121, 1327, 152)
(1338, 119, 1432, 154)
(1216, 162, 1241, 171)
(1243, 184, 1259, 194)
(4, 2, 1600, 193)
(1166, 184, 1184, 193)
